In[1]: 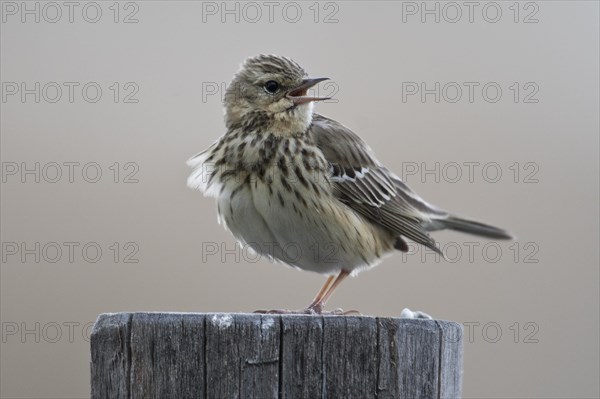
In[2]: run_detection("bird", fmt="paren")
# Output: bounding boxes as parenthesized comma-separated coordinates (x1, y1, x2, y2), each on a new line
(187, 54, 513, 315)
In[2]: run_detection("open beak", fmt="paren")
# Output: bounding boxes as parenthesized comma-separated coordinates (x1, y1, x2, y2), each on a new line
(286, 77, 331, 106)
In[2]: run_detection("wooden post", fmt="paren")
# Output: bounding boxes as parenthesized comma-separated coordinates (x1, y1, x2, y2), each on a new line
(91, 313, 463, 398)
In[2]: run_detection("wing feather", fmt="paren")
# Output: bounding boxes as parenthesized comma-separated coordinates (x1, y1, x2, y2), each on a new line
(309, 113, 446, 254)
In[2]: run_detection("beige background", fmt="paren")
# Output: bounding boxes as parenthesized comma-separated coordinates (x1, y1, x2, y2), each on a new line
(1, 1, 598, 398)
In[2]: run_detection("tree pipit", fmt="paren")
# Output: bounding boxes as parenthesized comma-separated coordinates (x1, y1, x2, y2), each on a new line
(188, 55, 512, 315)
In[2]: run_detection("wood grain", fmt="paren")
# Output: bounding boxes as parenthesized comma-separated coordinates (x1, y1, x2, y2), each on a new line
(91, 313, 463, 398)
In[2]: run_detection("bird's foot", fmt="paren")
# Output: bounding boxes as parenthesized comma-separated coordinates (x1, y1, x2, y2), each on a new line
(253, 308, 314, 315)
(254, 306, 361, 316)
(312, 307, 361, 316)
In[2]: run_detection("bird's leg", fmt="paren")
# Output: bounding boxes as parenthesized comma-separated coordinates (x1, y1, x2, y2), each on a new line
(253, 276, 335, 315)
(254, 271, 357, 315)
(305, 270, 350, 314)
(305, 274, 336, 313)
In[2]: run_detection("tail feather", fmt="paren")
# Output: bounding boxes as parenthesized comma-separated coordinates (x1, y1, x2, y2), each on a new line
(441, 216, 514, 240)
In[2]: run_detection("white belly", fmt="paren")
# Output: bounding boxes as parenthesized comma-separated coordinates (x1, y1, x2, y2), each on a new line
(217, 174, 391, 275)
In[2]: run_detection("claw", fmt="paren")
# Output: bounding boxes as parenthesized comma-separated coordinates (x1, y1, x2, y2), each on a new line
(253, 308, 316, 315)
(253, 307, 361, 316)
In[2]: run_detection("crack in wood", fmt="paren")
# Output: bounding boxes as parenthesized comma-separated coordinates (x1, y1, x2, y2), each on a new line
(91, 313, 463, 399)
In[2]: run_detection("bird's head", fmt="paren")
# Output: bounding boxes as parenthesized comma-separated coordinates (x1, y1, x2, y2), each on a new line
(224, 54, 329, 135)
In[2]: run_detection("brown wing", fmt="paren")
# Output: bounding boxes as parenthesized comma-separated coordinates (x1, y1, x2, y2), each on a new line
(308, 113, 447, 254)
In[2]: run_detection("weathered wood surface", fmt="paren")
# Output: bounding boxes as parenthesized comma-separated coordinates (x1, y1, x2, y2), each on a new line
(91, 313, 463, 399)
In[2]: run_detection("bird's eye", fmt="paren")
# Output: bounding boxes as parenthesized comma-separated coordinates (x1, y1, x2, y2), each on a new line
(264, 80, 279, 94)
